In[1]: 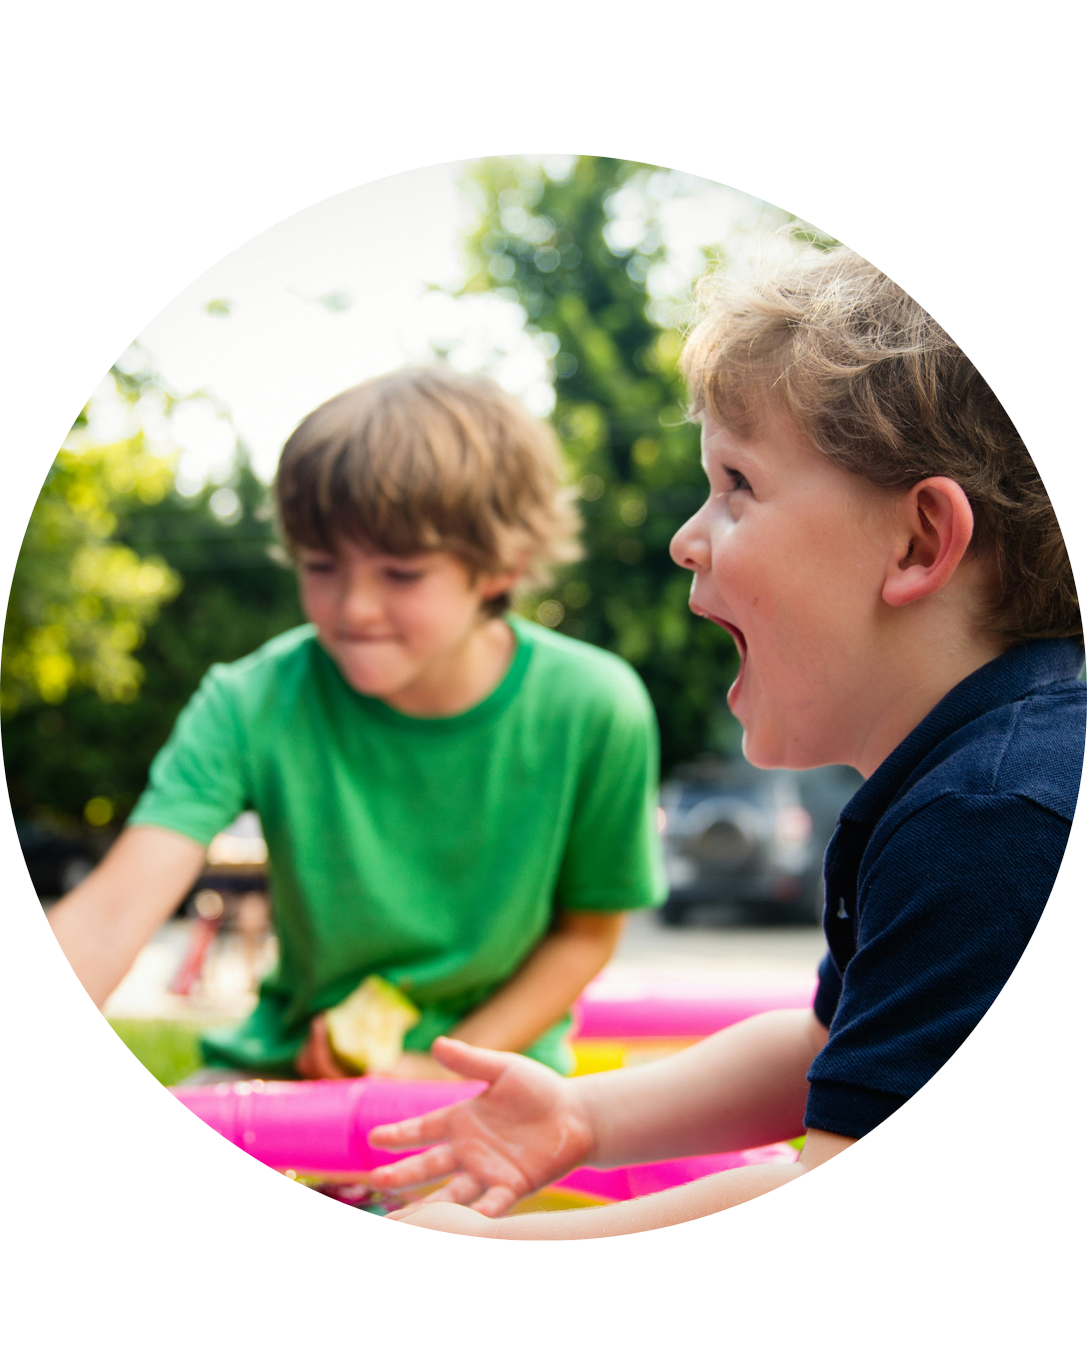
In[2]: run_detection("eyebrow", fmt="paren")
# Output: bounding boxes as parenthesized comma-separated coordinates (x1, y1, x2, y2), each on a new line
(704, 445, 759, 471)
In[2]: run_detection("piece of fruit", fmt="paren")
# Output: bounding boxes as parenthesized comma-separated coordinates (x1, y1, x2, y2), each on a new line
(325, 975, 421, 1074)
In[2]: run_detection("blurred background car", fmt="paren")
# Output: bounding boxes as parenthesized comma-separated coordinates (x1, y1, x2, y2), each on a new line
(657, 758, 862, 926)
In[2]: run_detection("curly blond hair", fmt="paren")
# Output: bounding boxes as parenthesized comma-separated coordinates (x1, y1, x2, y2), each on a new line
(681, 245, 1080, 645)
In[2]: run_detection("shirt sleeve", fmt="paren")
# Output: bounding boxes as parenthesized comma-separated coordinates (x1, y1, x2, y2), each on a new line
(812, 951, 842, 1029)
(804, 792, 1067, 1138)
(126, 664, 251, 845)
(554, 670, 668, 913)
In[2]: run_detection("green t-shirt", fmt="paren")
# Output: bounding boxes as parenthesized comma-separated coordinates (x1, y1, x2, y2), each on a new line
(129, 616, 666, 1075)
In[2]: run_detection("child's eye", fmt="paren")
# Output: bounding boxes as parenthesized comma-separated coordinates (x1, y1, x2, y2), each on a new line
(723, 467, 752, 494)
(302, 559, 336, 575)
(384, 567, 426, 584)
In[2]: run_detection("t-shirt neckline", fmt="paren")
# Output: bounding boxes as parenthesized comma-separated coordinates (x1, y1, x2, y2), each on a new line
(316, 615, 534, 734)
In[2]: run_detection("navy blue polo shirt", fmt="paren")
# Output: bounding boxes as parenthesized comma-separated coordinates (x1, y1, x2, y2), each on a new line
(805, 639, 1085, 1139)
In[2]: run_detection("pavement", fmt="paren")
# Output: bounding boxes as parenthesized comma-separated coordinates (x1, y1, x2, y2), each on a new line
(614, 908, 826, 983)
(102, 921, 275, 1022)
(102, 907, 827, 1023)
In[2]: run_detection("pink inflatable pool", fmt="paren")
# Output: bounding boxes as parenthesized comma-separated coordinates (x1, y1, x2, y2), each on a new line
(172, 1076, 797, 1204)
(572, 976, 816, 1039)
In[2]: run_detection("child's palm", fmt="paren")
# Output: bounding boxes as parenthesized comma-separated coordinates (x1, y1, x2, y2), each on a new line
(367, 1039, 594, 1217)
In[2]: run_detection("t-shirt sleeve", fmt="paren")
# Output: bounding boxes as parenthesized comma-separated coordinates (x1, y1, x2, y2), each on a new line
(126, 665, 251, 845)
(804, 792, 1067, 1139)
(554, 670, 667, 913)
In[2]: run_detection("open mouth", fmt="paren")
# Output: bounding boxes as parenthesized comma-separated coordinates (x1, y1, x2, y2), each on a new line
(692, 607, 746, 658)
(716, 618, 747, 663)
(692, 608, 748, 706)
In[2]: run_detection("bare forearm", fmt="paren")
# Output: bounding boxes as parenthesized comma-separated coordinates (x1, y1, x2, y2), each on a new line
(403, 1164, 806, 1240)
(498, 1162, 804, 1237)
(397, 1129, 853, 1239)
(48, 904, 147, 1008)
(576, 1009, 827, 1166)
(490, 1126, 849, 1237)
(48, 825, 206, 1007)
(450, 913, 623, 1053)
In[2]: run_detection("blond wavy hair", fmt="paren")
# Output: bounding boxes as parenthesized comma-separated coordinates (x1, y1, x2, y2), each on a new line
(275, 367, 581, 615)
(681, 245, 1080, 644)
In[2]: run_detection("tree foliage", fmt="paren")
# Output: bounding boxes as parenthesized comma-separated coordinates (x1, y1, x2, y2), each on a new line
(458, 156, 739, 770)
(3, 367, 302, 834)
(6, 157, 753, 838)
(3, 400, 180, 715)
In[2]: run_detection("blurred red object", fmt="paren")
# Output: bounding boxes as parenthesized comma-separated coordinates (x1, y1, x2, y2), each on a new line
(169, 890, 225, 996)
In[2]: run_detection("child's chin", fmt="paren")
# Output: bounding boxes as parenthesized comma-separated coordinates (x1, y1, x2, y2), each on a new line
(739, 726, 786, 771)
(739, 735, 766, 769)
(744, 726, 834, 773)
(340, 665, 404, 698)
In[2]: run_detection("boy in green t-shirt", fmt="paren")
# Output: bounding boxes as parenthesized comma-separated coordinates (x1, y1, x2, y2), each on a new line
(49, 367, 666, 1079)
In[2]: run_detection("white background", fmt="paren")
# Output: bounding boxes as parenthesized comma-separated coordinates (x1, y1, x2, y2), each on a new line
(2, 4, 1083, 1347)
(86, 164, 784, 487)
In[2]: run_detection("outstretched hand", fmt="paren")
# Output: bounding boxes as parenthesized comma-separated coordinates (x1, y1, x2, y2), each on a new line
(367, 1037, 595, 1217)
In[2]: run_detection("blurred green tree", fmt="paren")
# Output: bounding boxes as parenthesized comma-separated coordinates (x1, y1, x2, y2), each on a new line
(2, 419, 180, 716)
(3, 366, 302, 837)
(457, 156, 739, 771)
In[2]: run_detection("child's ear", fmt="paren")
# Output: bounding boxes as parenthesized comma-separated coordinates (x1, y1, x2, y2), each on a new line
(881, 477, 975, 609)
(479, 569, 524, 600)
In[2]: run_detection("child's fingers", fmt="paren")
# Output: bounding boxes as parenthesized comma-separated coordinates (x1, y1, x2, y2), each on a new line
(368, 1143, 458, 1190)
(386, 1173, 483, 1219)
(386, 1196, 436, 1221)
(429, 1037, 516, 1083)
(386, 1202, 425, 1221)
(422, 1172, 485, 1208)
(470, 1184, 521, 1217)
(296, 1014, 349, 1080)
(368, 1105, 454, 1150)
(388, 1202, 494, 1235)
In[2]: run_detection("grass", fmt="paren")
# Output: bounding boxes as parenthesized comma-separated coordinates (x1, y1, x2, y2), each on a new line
(107, 1019, 219, 1086)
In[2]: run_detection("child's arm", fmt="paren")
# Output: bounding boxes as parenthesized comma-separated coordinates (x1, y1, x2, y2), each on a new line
(369, 1008, 839, 1231)
(47, 825, 207, 1007)
(297, 908, 626, 1080)
(399, 1127, 852, 1238)
(448, 908, 625, 1053)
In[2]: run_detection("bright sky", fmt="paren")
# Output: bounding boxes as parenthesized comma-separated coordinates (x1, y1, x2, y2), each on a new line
(80, 159, 789, 487)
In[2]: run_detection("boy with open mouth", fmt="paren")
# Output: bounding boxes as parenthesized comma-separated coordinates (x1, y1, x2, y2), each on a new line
(366, 245, 1085, 1237)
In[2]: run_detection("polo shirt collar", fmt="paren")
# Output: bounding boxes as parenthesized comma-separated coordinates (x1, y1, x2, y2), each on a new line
(841, 638, 1085, 825)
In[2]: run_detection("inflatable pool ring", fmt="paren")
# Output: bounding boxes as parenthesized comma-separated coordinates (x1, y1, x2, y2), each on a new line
(172, 1074, 797, 1206)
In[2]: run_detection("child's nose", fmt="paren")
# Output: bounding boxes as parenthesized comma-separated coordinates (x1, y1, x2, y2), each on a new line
(670, 512, 710, 572)
(339, 576, 383, 625)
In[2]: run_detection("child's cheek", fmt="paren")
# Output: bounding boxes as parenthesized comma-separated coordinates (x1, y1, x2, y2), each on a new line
(300, 582, 340, 637)
(297, 582, 316, 622)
